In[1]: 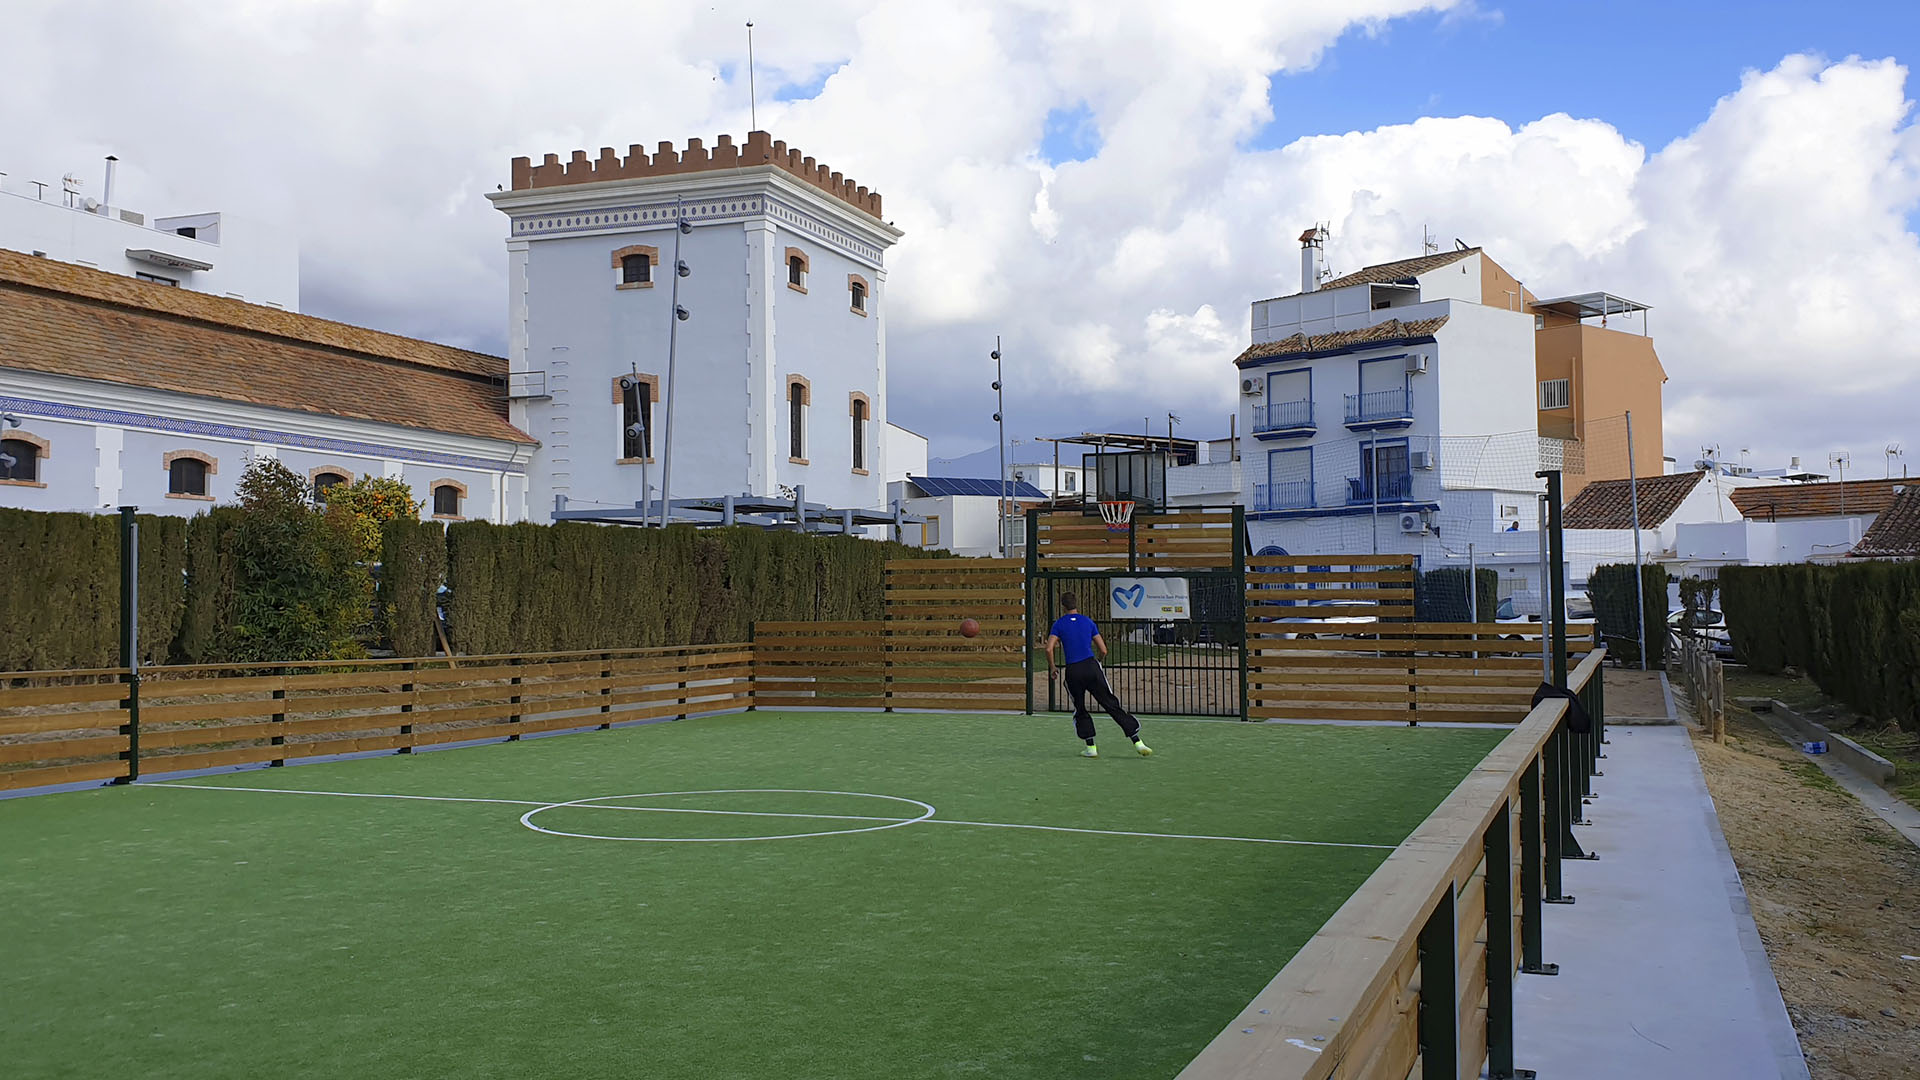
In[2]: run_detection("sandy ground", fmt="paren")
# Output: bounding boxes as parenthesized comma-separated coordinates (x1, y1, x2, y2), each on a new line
(1604, 666, 1672, 720)
(1688, 703, 1920, 1080)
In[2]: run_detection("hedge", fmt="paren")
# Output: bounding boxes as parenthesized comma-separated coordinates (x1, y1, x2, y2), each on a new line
(1588, 562, 1669, 666)
(1412, 567, 1498, 623)
(442, 522, 938, 654)
(1721, 561, 1920, 731)
(0, 508, 186, 670)
(379, 519, 447, 658)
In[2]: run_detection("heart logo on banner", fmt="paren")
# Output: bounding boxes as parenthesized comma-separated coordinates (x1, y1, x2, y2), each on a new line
(1113, 584, 1146, 610)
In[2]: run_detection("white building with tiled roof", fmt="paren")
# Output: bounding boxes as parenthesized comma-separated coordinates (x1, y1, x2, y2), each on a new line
(1231, 228, 1542, 574)
(0, 249, 534, 522)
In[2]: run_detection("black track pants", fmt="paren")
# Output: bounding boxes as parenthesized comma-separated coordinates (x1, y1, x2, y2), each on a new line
(1064, 657, 1140, 742)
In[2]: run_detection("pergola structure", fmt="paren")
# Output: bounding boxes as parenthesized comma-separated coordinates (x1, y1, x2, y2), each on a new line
(1532, 292, 1651, 333)
(552, 489, 923, 539)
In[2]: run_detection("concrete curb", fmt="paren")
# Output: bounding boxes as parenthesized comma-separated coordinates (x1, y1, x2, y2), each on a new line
(1735, 698, 1898, 788)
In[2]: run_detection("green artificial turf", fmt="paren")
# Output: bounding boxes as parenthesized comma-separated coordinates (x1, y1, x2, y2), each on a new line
(0, 712, 1503, 1080)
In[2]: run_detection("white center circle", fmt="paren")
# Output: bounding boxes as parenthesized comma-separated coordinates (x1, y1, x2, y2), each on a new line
(518, 788, 938, 843)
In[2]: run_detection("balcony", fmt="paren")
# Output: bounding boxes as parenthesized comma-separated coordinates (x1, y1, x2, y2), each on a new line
(1254, 480, 1315, 512)
(1252, 399, 1315, 439)
(1345, 473, 1415, 506)
(1343, 387, 1413, 429)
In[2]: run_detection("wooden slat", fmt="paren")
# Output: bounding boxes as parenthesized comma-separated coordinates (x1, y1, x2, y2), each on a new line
(0, 759, 128, 790)
(141, 698, 282, 724)
(1247, 553, 1417, 567)
(0, 709, 129, 735)
(0, 735, 127, 765)
(0, 682, 130, 708)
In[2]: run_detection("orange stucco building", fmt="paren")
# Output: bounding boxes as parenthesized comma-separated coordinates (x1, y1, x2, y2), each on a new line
(1531, 293, 1666, 497)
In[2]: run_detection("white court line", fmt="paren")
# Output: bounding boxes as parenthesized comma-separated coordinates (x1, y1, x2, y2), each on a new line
(151, 782, 1394, 849)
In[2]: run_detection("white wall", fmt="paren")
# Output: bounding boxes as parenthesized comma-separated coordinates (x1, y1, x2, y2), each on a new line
(0, 181, 299, 310)
(883, 423, 927, 484)
(0, 369, 526, 521)
(1007, 461, 1084, 498)
(1674, 515, 1876, 568)
(1432, 301, 1537, 443)
(494, 170, 899, 520)
(897, 494, 1005, 556)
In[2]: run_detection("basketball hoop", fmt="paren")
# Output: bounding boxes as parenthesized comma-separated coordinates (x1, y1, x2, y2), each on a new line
(1099, 500, 1135, 533)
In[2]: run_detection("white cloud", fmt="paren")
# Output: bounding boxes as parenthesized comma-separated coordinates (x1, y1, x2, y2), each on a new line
(1, 3, 1915, 469)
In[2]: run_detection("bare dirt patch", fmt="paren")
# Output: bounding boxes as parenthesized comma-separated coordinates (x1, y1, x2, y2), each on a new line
(1689, 704, 1920, 1080)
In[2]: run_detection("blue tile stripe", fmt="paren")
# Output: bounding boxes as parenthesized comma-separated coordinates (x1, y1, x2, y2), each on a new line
(0, 394, 526, 475)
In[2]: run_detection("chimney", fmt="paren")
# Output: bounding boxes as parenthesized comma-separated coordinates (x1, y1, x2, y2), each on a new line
(1789, 456, 1801, 471)
(1299, 225, 1328, 292)
(102, 155, 117, 213)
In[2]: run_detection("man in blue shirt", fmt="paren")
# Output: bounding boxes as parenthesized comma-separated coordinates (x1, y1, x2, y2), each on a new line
(1044, 592, 1152, 759)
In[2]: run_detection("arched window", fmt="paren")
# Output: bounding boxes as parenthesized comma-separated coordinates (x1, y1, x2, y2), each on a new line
(850, 394, 870, 473)
(164, 451, 216, 499)
(1, 434, 48, 485)
(785, 247, 809, 292)
(311, 469, 350, 501)
(848, 275, 869, 315)
(611, 245, 659, 289)
(431, 480, 467, 520)
(787, 377, 811, 463)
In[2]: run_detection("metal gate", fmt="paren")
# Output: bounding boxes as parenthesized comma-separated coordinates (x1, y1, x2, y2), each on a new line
(1025, 506, 1247, 719)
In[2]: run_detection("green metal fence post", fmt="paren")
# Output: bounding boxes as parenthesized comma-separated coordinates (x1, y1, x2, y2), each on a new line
(116, 506, 140, 784)
(1233, 505, 1249, 723)
(1519, 756, 1557, 974)
(1484, 800, 1536, 1078)
(1544, 720, 1575, 904)
(1417, 885, 1460, 1080)
(1025, 508, 1038, 716)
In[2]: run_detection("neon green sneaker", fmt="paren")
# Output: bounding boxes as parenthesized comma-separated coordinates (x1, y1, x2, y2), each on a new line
(1134, 740, 1154, 757)
(1080, 745, 1099, 758)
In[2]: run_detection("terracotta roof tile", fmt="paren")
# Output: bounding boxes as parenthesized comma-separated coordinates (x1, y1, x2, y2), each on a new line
(0, 247, 501, 378)
(1234, 316, 1448, 366)
(0, 271, 531, 446)
(1563, 471, 1705, 529)
(1730, 479, 1908, 521)
(1317, 248, 1480, 291)
(1850, 486, 1920, 558)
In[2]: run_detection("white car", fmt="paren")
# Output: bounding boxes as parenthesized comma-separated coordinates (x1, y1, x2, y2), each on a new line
(1669, 608, 1734, 657)
(1276, 599, 1380, 641)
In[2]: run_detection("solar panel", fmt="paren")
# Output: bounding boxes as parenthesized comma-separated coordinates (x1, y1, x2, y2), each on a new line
(909, 476, 1048, 500)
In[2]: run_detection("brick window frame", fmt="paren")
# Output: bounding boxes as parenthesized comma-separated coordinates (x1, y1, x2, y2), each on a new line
(849, 391, 871, 475)
(430, 478, 469, 521)
(785, 247, 810, 293)
(308, 465, 353, 501)
(787, 375, 811, 464)
(612, 244, 660, 290)
(163, 449, 218, 500)
(0, 430, 50, 488)
(848, 274, 869, 316)
(612, 373, 661, 463)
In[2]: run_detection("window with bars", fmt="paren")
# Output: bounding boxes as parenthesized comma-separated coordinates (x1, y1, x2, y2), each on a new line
(851, 398, 867, 471)
(788, 379, 810, 461)
(621, 254, 651, 285)
(621, 377, 654, 460)
(1539, 378, 1571, 410)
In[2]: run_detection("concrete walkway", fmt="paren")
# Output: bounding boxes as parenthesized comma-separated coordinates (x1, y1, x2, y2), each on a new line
(1512, 723, 1811, 1080)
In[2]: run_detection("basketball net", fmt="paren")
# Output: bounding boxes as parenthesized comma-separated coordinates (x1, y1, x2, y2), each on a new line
(1099, 500, 1135, 533)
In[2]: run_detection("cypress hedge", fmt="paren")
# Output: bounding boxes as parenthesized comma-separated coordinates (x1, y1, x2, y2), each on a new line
(1412, 567, 1499, 622)
(1588, 562, 1669, 666)
(1721, 561, 1920, 731)
(177, 508, 242, 664)
(379, 519, 447, 658)
(0, 508, 188, 670)
(442, 522, 939, 654)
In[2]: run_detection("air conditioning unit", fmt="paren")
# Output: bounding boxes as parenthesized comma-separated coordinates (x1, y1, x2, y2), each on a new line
(1405, 352, 1429, 374)
(1410, 449, 1434, 470)
(1240, 377, 1263, 396)
(1399, 511, 1429, 535)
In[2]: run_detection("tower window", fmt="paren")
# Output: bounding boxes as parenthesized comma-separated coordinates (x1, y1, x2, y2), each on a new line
(611, 244, 659, 289)
(621, 254, 650, 285)
(615, 374, 658, 461)
(785, 247, 810, 292)
(849, 276, 868, 314)
(788, 377, 811, 463)
(850, 394, 870, 473)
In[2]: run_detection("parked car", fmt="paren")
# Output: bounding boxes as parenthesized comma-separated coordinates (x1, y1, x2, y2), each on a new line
(1278, 599, 1380, 641)
(1669, 608, 1734, 657)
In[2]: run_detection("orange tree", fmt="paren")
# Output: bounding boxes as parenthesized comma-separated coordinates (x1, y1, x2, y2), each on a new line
(324, 475, 424, 560)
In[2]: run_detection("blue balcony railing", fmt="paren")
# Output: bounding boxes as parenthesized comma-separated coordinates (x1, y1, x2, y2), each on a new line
(1254, 480, 1315, 512)
(1344, 387, 1413, 427)
(1345, 473, 1415, 505)
(1253, 399, 1314, 435)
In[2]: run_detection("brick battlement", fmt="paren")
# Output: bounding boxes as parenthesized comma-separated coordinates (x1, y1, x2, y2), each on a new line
(510, 131, 882, 220)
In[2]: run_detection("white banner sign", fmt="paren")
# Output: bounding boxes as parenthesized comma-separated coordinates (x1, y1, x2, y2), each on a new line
(1109, 577, 1191, 620)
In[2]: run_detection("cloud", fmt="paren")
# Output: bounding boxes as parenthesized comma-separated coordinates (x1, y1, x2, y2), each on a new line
(1, 4, 1914, 471)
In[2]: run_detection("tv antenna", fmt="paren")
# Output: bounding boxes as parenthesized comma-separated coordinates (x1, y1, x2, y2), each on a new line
(746, 21, 758, 131)
(1421, 225, 1439, 255)
(1886, 443, 1905, 477)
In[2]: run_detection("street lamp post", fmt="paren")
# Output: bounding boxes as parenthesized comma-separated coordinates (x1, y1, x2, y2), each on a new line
(992, 337, 1006, 557)
(659, 198, 692, 528)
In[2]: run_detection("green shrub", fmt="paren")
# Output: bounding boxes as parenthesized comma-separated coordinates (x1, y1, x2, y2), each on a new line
(1588, 562, 1669, 666)
(379, 519, 447, 657)
(1413, 567, 1499, 622)
(1722, 562, 1920, 732)
(217, 458, 369, 662)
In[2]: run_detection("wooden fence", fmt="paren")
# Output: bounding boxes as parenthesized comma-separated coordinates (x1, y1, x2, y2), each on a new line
(1177, 648, 1608, 1080)
(1031, 508, 1238, 571)
(0, 644, 751, 791)
(752, 623, 886, 710)
(1675, 633, 1727, 742)
(1247, 555, 1596, 724)
(882, 558, 1024, 711)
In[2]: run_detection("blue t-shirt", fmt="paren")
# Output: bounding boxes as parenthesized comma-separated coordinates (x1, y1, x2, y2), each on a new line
(1050, 613, 1099, 665)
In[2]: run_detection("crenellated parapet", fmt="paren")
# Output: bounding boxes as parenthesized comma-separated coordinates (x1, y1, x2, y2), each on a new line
(509, 131, 882, 220)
